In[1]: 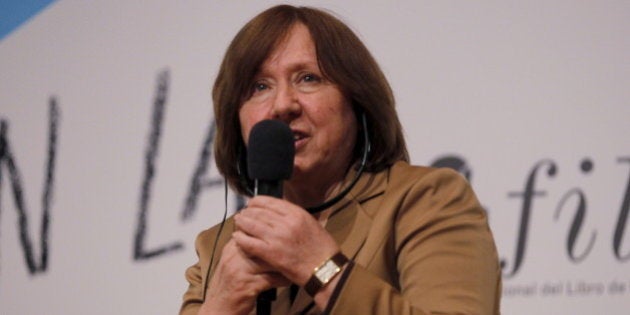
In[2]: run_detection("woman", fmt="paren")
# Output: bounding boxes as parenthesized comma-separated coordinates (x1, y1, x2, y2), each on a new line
(181, 5, 501, 315)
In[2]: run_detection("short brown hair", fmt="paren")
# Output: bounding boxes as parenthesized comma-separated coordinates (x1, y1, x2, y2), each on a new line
(213, 5, 409, 195)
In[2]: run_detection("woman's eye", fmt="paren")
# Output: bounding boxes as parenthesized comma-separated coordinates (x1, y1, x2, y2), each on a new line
(253, 82, 268, 92)
(301, 73, 320, 83)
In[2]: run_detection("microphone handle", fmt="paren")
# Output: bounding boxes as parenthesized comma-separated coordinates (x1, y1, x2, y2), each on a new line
(257, 289, 276, 315)
(255, 179, 283, 198)
(255, 179, 281, 315)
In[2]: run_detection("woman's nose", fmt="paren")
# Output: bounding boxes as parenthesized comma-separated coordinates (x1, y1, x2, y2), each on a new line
(271, 85, 301, 121)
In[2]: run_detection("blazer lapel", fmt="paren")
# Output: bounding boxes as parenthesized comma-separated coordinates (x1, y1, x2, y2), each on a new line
(288, 169, 388, 314)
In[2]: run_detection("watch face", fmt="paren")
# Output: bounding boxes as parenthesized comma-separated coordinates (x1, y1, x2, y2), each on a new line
(316, 260, 341, 283)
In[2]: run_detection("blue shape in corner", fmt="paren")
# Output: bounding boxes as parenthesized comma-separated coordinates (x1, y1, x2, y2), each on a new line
(0, 0, 57, 41)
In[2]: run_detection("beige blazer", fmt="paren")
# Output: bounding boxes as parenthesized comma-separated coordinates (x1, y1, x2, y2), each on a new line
(180, 161, 501, 314)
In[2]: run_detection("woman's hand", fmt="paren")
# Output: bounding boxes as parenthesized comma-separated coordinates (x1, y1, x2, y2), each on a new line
(199, 239, 289, 315)
(232, 195, 341, 286)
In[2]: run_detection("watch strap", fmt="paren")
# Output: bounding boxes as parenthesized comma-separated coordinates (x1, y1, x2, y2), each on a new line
(304, 252, 348, 297)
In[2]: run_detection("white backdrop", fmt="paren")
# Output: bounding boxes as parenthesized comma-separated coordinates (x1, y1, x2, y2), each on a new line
(1, 1, 628, 314)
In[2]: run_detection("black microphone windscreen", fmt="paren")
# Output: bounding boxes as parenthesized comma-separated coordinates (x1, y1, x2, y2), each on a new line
(247, 120, 294, 181)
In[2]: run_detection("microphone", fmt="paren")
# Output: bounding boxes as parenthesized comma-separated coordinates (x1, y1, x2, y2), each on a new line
(247, 119, 294, 315)
(247, 119, 294, 197)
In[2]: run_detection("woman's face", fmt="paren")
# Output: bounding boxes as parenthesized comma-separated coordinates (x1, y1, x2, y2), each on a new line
(239, 23, 357, 187)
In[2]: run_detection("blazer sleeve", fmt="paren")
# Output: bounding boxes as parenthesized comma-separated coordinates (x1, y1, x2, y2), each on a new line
(179, 219, 233, 315)
(179, 232, 207, 315)
(327, 168, 501, 315)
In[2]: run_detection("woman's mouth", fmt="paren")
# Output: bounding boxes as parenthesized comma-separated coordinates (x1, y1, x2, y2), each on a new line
(292, 131, 308, 149)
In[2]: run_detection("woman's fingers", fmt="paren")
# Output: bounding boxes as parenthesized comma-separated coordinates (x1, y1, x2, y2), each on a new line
(232, 230, 270, 259)
(203, 239, 290, 314)
(234, 198, 341, 285)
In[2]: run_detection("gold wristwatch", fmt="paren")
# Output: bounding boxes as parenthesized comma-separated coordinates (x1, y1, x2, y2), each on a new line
(304, 252, 348, 297)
